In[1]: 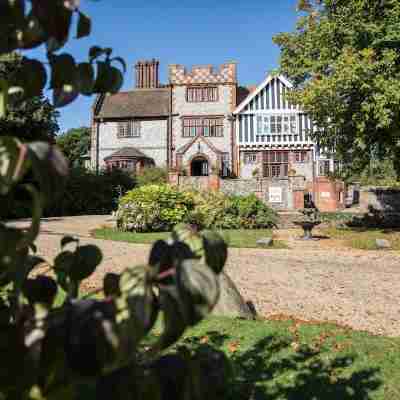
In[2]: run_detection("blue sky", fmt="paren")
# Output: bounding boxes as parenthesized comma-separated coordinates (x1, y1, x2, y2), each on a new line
(29, 0, 300, 133)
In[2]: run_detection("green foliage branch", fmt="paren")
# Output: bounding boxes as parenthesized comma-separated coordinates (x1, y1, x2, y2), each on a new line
(0, 2, 229, 399)
(274, 0, 400, 178)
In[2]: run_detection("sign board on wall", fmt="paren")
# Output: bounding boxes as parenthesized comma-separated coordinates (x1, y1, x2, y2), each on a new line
(320, 191, 331, 199)
(269, 187, 283, 203)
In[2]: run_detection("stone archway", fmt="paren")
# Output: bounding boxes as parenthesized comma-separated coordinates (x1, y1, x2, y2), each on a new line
(190, 156, 209, 177)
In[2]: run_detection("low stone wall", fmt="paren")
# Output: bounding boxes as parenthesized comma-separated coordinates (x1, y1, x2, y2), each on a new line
(359, 187, 400, 212)
(220, 178, 259, 196)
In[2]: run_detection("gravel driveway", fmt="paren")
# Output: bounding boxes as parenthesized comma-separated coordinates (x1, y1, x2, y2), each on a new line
(9, 215, 400, 337)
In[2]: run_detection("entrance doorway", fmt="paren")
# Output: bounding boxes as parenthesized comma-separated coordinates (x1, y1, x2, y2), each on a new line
(191, 157, 209, 176)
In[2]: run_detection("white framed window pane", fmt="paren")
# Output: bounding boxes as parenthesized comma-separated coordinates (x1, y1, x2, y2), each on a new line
(263, 116, 270, 134)
(257, 116, 262, 134)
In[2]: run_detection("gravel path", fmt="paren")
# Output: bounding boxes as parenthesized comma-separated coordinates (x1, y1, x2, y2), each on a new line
(9, 216, 400, 337)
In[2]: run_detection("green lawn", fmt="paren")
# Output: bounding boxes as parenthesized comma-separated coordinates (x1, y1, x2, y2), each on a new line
(322, 226, 400, 250)
(92, 228, 288, 249)
(148, 317, 400, 400)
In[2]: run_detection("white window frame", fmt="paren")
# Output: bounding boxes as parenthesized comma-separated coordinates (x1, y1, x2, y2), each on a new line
(255, 113, 298, 136)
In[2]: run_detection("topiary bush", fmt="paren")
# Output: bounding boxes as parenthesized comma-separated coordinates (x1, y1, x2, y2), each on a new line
(117, 184, 195, 232)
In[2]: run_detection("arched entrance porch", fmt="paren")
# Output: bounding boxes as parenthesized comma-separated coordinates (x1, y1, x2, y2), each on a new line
(190, 156, 209, 176)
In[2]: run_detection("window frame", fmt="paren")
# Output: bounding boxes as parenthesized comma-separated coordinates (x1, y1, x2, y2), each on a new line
(182, 117, 224, 138)
(117, 120, 141, 138)
(186, 86, 219, 103)
(244, 152, 257, 164)
(263, 150, 289, 178)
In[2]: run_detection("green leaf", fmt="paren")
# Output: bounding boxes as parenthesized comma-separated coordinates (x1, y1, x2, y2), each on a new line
(156, 286, 186, 350)
(89, 46, 103, 61)
(107, 66, 123, 94)
(93, 61, 123, 93)
(76, 62, 95, 95)
(23, 276, 58, 306)
(103, 273, 120, 297)
(17, 184, 42, 249)
(76, 11, 91, 39)
(69, 244, 102, 282)
(111, 57, 127, 74)
(54, 250, 74, 290)
(0, 137, 27, 195)
(113, 266, 158, 358)
(148, 240, 173, 270)
(61, 235, 79, 249)
(0, 225, 28, 287)
(53, 85, 79, 107)
(27, 142, 69, 204)
(8, 57, 47, 100)
(49, 53, 76, 89)
(18, 13, 47, 50)
(176, 260, 220, 325)
(32, 0, 72, 47)
(0, 78, 8, 117)
(202, 231, 227, 274)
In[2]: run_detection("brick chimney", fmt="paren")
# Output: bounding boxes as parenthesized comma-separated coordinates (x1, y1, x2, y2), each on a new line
(135, 59, 159, 88)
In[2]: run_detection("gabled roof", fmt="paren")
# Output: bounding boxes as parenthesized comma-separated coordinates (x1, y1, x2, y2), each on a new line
(176, 135, 222, 155)
(95, 88, 170, 119)
(233, 74, 293, 114)
(104, 147, 151, 160)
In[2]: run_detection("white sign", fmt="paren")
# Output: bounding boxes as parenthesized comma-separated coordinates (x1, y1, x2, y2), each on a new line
(320, 191, 331, 199)
(269, 187, 283, 203)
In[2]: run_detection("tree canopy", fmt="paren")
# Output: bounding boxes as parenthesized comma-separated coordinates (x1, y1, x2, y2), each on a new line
(56, 126, 90, 167)
(274, 0, 400, 178)
(0, 54, 59, 142)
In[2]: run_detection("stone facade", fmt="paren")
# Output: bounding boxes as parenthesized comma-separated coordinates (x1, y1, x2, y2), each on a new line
(95, 119, 168, 169)
(170, 63, 237, 175)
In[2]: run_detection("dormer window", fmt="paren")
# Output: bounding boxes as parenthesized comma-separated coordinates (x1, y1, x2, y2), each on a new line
(186, 86, 218, 102)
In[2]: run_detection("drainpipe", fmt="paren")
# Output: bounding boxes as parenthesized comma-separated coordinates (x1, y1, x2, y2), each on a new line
(167, 84, 172, 168)
(228, 114, 236, 177)
(96, 119, 101, 175)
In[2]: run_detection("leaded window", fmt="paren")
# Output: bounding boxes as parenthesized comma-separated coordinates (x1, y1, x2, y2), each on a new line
(263, 151, 289, 178)
(182, 117, 224, 137)
(117, 121, 141, 138)
(186, 86, 218, 102)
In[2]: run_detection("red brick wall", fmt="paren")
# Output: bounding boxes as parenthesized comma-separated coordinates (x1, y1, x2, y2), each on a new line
(314, 177, 345, 212)
(293, 190, 305, 209)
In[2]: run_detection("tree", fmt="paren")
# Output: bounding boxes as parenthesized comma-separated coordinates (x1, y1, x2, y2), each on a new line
(56, 126, 90, 167)
(273, 0, 400, 178)
(0, 53, 59, 142)
(0, 2, 228, 400)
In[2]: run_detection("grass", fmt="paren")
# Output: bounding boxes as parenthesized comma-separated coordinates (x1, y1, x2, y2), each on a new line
(322, 226, 400, 250)
(145, 316, 400, 400)
(92, 228, 288, 249)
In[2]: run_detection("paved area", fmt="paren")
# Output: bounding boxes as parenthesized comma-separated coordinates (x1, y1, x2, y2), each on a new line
(9, 215, 400, 337)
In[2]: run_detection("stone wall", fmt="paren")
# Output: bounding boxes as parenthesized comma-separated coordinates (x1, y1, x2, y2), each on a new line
(170, 63, 236, 172)
(96, 119, 168, 168)
(359, 187, 400, 212)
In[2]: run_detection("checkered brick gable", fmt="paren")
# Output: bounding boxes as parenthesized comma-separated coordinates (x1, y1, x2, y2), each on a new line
(169, 63, 236, 85)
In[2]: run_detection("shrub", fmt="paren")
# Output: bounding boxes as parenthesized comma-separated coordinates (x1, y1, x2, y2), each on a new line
(117, 184, 195, 232)
(117, 185, 278, 232)
(45, 167, 135, 217)
(135, 166, 168, 187)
